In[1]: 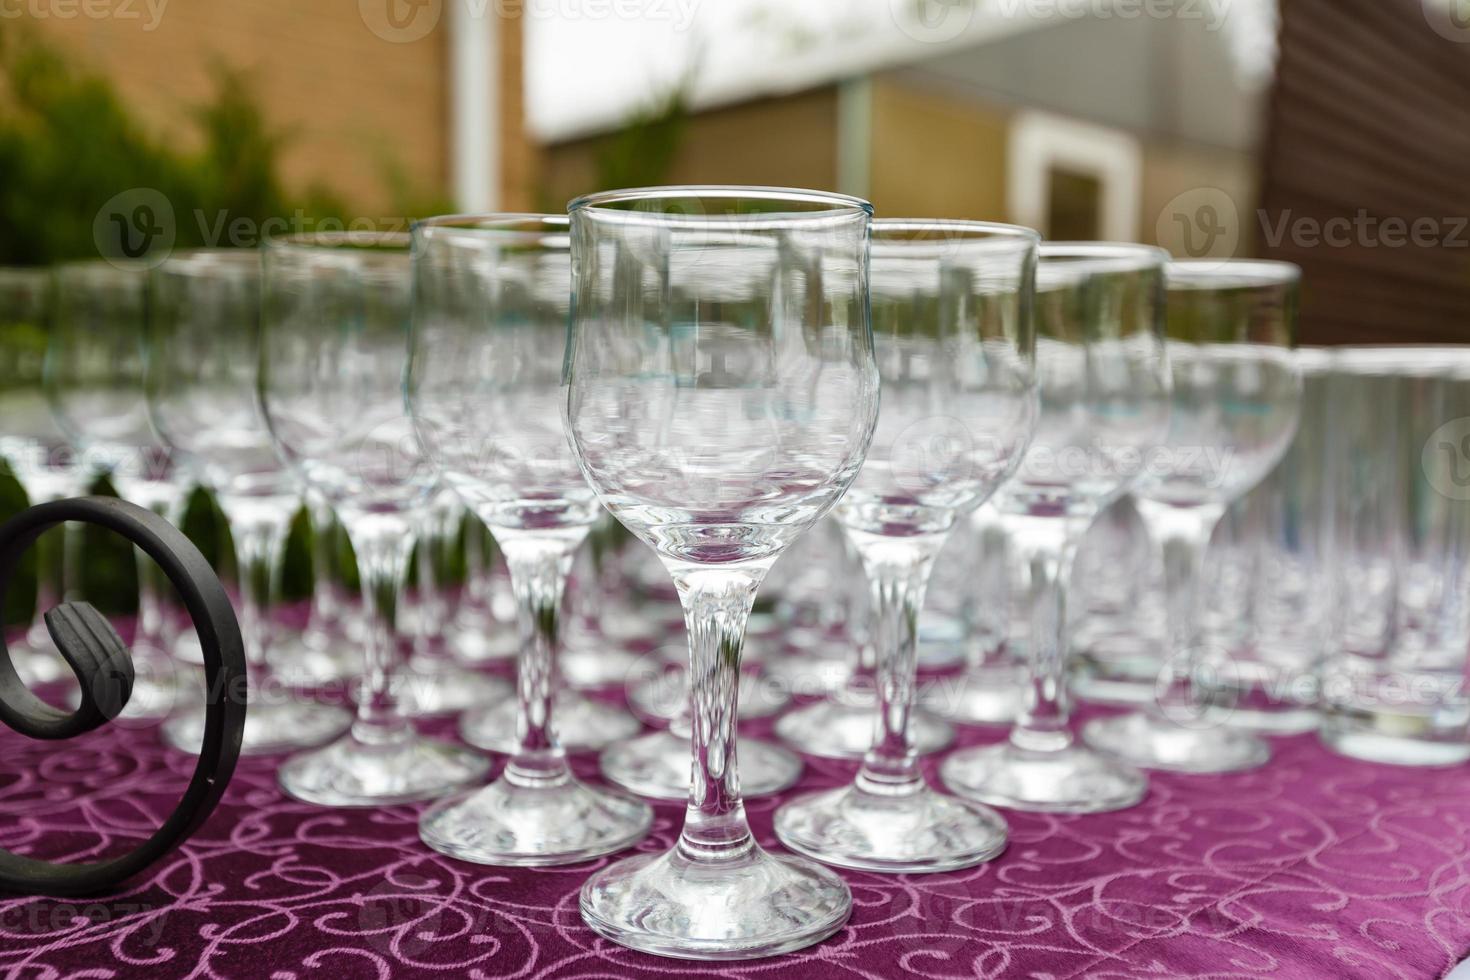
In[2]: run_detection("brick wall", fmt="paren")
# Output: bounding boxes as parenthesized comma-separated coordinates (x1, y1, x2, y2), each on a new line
(17, 0, 528, 215)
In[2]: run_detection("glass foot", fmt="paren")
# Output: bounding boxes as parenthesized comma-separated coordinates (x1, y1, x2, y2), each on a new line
(920, 664, 1025, 725)
(580, 842, 850, 960)
(760, 651, 852, 697)
(173, 631, 204, 665)
(773, 698, 954, 759)
(448, 617, 518, 665)
(775, 782, 1007, 873)
(395, 662, 511, 717)
(939, 740, 1147, 813)
(420, 774, 651, 866)
(561, 646, 643, 690)
(118, 655, 200, 723)
(278, 732, 489, 806)
(1082, 711, 1270, 773)
(163, 699, 351, 756)
(628, 668, 789, 722)
(268, 631, 361, 687)
(599, 729, 801, 801)
(460, 691, 641, 754)
(11, 645, 70, 686)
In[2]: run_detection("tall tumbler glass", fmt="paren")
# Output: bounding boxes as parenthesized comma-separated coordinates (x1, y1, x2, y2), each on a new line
(1212, 347, 1334, 733)
(775, 219, 1038, 868)
(1320, 347, 1470, 765)
(147, 249, 352, 753)
(940, 243, 1169, 812)
(0, 267, 85, 685)
(47, 260, 197, 719)
(409, 215, 652, 864)
(262, 232, 490, 805)
(1083, 260, 1302, 772)
(569, 187, 878, 959)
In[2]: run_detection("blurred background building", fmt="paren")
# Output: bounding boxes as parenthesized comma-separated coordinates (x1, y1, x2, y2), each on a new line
(3, 0, 1469, 342)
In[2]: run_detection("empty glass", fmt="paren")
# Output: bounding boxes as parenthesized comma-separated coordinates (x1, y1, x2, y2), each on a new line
(774, 218, 1037, 871)
(148, 249, 352, 753)
(409, 214, 651, 865)
(1320, 347, 1470, 765)
(937, 243, 1169, 813)
(0, 267, 86, 686)
(396, 486, 511, 716)
(268, 489, 362, 687)
(1211, 347, 1334, 733)
(1083, 260, 1303, 772)
(569, 187, 877, 958)
(920, 499, 1026, 725)
(262, 231, 489, 805)
(47, 260, 198, 719)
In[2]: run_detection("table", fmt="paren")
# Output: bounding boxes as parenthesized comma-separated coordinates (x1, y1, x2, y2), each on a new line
(3, 659, 1469, 979)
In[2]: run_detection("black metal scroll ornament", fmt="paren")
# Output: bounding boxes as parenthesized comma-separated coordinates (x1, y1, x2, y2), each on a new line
(0, 496, 246, 897)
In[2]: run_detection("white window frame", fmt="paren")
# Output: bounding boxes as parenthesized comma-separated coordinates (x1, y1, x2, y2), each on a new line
(1007, 110, 1142, 242)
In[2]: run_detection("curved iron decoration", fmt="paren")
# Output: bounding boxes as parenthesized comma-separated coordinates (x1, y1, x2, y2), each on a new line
(0, 496, 246, 896)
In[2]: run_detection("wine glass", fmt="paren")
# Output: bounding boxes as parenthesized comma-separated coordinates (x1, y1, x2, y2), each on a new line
(939, 243, 1170, 812)
(567, 187, 878, 958)
(408, 214, 652, 864)
(145, 249, 352, 752)
(267, 488, 362, 687)
(1083, 260, 1302, 772)
(775, 514, 958, 758)
(0, 267, 86, 686)
(260, 231, 490, 805)
(395, 485, 511, 716)
(772, 218, 1038, 872)
(45, 260, 199, 719)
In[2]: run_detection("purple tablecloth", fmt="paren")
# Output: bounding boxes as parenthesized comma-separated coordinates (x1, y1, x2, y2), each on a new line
(3, 656, 1470, 979)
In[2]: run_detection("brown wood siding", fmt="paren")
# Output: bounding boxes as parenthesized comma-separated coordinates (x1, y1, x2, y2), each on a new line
(1259, 0, 1470, 344)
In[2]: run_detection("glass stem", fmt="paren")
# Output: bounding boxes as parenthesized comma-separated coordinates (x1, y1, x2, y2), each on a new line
(227, 510, 292, 676)
(343, 519, 416, 745)
(498, 527, 587, 788)
(133, 493, 189, 658)
(851, 528, 947, 798)
(1005, 513, 1079, 753)
(306, 494, 342, 632)
(667, 559, 766, 862)
(1137, 500, 1226, 719)
(836, 529, 876, 707)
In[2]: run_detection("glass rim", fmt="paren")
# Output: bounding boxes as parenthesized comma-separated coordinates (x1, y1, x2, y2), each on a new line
(155, 248, 261, 278)
(1038, 241, 1168, 275)
(1166, 259, 1301, 290)
(413, 213, 569, 249)
(264, 230, 411, 254)
(1331, 344, 1470, 378)
(567, 185, 873, 227)
(53, 258, 149, 283)
(872, 218, 1039, 246)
